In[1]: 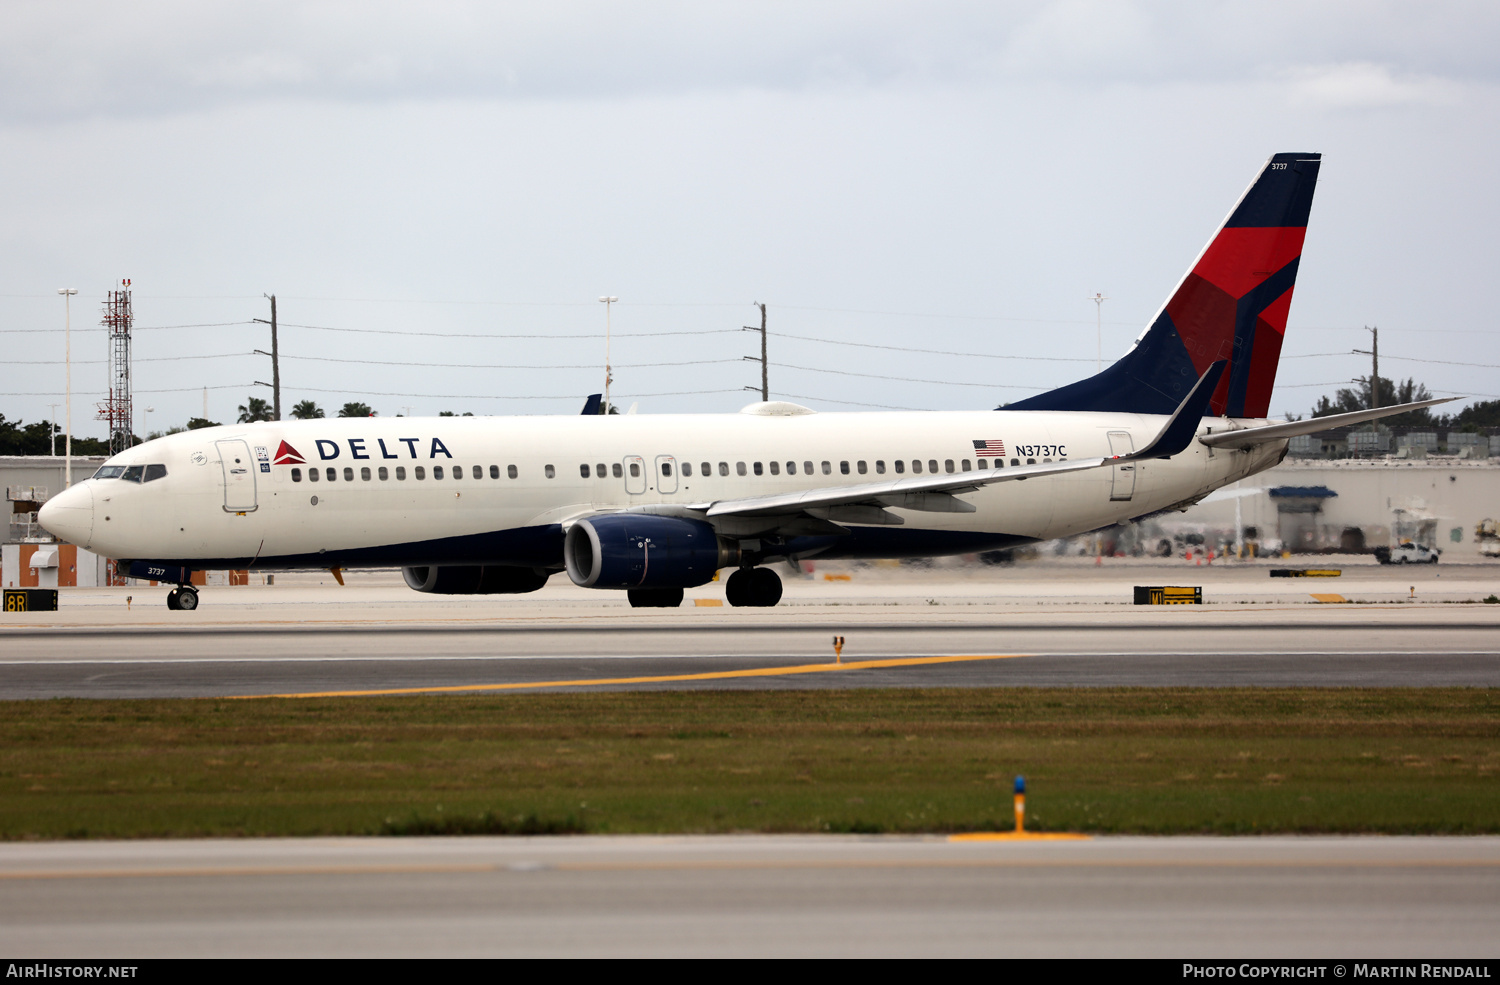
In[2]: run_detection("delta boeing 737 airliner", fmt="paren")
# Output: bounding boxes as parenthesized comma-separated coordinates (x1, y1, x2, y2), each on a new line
(39, 153, 1447, 610)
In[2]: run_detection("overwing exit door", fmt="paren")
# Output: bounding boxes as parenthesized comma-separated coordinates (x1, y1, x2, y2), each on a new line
(655, 455, 677, 494)
(623, 455, 647, 495)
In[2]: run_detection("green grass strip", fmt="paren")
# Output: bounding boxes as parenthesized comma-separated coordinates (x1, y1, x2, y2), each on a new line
(1, 687, 1496, 838)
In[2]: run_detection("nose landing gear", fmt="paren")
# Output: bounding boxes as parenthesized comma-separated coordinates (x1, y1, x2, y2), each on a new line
(166, 585, 199, 611)
(725, 567, 783, 607)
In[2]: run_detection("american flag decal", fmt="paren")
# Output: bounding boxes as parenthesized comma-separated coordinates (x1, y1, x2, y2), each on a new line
(972, 439, 1006, 457)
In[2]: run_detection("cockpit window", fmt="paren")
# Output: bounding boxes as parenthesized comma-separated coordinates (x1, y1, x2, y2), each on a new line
(92, 465, 126, 480)
(121, 465, 145, 482)
(143, 464, 168, 483)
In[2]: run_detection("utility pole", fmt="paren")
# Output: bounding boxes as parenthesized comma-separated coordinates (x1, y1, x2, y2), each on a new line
(743, 302, 768, 401)
(1089, 293, 1108, 372)
(1353, 326, 1380, 410)
(598, 297, 618, 414)
(253, 294, 281, 420)
(57, 288, 77, 487)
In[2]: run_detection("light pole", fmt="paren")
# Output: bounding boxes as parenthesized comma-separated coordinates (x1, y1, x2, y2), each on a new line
(598, 296, 618, 414)
(47, 403, 59, 456)
(1089, 293, 1108, 372)
(58, 289, 78, 486)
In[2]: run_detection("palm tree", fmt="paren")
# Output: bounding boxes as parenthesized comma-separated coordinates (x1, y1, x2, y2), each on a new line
(338, 402, 375, 418)
(290, 400, 325, 420)
(237, 396, 272, 423)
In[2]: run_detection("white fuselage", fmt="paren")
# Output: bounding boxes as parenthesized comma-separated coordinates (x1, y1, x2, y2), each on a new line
(40, 407, 1286, 571)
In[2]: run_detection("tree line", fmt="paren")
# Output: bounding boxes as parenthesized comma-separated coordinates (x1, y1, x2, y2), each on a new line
(1308, 376, 1500, 429)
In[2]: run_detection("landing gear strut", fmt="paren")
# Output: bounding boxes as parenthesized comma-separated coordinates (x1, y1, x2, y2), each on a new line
(166, 585, 199, 611)
(725, 567, 782, 607)
(628, 587, 684, 608)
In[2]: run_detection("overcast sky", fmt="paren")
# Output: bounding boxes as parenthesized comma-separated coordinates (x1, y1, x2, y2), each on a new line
(3, 1, 1497, 435)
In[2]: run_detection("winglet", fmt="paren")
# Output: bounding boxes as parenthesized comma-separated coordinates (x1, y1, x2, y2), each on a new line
(581, 393, 602, 416)
(1131, 360, 1226, 460)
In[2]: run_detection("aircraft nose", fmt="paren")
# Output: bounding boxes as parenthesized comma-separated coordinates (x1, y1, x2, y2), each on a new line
(38, 482, 93, 546)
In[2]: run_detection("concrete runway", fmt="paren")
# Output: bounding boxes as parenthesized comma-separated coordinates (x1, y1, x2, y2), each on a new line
(3, 562, 1500, 697)
(2, 835, 1496, 957)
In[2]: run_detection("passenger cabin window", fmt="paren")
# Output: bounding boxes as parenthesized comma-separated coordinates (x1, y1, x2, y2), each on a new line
(580, 464, 591, 478)
(452, 465, 462, 480)
(489, 465, 500, 479)
(961, 460, 971, 471)
(544, 464, 556, 479)
(768, 461, 779, 475)
(840, 461, 850, 475)
(308, 468, 319, 482)
(291, 468, 303, 482)
(1026, 458, 1036, 465)
(396, 466, 407, 480)
(945, 460, 954, 473)
(433, 466, 444, 480)
(912, 460, 923, 474)
(786, 461, 797, 475)
(977, 459, 988, 469)
(857, 461, 867, 474)
(929, 460, 939, 474)
(875, 461, 886, 474)
(683, 462, 693, 477)
(361, 467, 372, 481)
(415, 466, 426, 480)
(379, 467, 389, 480)
(1010, 458, 1019, 467)
(701, 462, 712, 477)
(143, 464, 167, 482)
(752, 462, 762, 476)
(719, 462, 729, 476)
(736, 462, 747, 476)
(474, 465, 483, 479)
(629, 462, 640, 478)
(821, 461, 831, 475)
(894, 460, 905, 474)
(508, 465, 518, 479)
(595, 463, 606, 478)
(343, 467, 354, 481)
(803, 461, 813, 475)
(662, 462, 674, 477)
(326, 467, 337, 482)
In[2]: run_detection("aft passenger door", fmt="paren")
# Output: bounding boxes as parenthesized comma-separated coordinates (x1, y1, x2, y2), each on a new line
(655, 455, 677, 494)
(215, 439, 259, 512)
(623, 455, 647, 495)
(1107, 431, 1135, 502)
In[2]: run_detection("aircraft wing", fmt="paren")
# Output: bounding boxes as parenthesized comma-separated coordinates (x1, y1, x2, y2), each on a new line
(1198, 397, 1456, 450)
(685, 361, 1228, 524)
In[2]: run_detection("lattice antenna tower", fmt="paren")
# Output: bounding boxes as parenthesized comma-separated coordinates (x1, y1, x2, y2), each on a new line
(97, 279, 134, 454)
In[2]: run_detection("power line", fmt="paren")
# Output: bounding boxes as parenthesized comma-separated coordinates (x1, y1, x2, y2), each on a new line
(778, 362, 1042, 390)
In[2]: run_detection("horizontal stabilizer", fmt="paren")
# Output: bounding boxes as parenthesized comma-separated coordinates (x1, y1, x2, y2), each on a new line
(1198, 397, 1457, 450)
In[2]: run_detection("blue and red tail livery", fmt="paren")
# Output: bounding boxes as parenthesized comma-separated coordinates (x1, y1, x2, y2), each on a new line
(1008, 152, 1321, 419)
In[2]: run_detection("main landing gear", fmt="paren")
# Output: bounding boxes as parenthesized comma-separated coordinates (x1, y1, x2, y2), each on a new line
(725, 567, 783, 608)
(627, 587, 685, 608)
(166, 585, 199, 611)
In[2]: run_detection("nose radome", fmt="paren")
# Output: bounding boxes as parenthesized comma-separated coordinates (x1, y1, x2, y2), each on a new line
(38, 482, 93, 547)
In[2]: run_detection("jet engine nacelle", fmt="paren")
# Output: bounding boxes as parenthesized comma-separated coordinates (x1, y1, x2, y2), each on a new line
(402, 564, 551, 595)
(564, 514, 732, 589)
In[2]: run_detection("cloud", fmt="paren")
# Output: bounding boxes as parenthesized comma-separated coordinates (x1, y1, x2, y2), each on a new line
(1278, 62, 1464, 111)
(1, 1, 1496, 123)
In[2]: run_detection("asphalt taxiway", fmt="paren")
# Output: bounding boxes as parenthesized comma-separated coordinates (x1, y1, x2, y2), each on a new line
(3, 561, 1499, 698)
(2, 835, 1496, 957)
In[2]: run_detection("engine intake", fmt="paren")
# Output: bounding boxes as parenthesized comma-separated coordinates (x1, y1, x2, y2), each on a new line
(402, 565, 551, 595)
(565, 514, 731, 589)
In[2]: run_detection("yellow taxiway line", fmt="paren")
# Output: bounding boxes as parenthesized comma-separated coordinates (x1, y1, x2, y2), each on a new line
(245, 652, 1033, 699)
